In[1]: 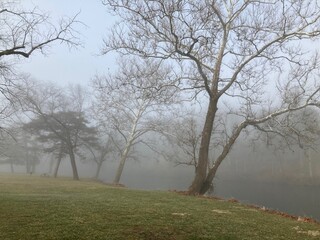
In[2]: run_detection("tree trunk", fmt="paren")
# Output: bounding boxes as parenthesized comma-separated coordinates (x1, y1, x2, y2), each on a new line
(199, 165, 219, 195)
(188, 99, 218, 195)
(69, 150, 79, 180)
(189, 117, 248, 195)
(113, 111, 140, 185)
(53, 157, 62, 178)
(113, 145, 131, 184)
(95, 162, 102, 179)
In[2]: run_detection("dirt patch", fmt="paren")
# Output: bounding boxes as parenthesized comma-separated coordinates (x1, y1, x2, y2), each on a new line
(212, 209, 232, 214)
(172, 212, 190, 217)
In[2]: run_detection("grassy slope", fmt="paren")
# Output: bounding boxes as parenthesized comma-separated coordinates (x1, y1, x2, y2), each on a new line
(0, 174, 319, 240)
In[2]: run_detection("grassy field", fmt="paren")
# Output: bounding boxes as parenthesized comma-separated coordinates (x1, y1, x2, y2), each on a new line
(0, 174, 319, 240)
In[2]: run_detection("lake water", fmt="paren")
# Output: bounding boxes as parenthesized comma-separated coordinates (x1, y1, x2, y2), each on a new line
(214, 179, 320, 221)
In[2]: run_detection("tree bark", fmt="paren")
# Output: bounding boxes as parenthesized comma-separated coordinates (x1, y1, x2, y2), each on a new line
(53, 157, 62, 178)
(188, 99, 218, 194)
(113, 145, 131, 184)
(209, 122, 249, 194)
(54, 147, 64, 178)
(113, 110, 141, 184)
(69, 149, 79, 180)
(95, 161, 102, 179)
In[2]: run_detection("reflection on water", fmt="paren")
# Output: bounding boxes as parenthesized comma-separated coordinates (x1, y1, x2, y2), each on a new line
(214, 179, 320, 221)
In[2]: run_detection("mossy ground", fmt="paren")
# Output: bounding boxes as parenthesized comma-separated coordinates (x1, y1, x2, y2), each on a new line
(0, 174, 319, 239)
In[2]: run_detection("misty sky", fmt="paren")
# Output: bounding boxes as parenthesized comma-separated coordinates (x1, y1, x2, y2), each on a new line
(19, 0, 116, 86)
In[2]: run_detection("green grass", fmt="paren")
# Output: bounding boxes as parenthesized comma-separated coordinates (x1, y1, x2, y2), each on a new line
(0, 174, 319, 240)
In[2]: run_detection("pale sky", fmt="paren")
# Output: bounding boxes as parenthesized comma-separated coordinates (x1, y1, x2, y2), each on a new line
(19, 0, 116, 86)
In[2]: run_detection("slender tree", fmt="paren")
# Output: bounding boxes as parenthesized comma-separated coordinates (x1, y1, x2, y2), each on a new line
(81, 136, 115, 179)
(157, 111, 202, 171)
(92, 58, 177, 184)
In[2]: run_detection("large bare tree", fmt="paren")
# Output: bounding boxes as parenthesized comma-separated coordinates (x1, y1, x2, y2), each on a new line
(102, 0, 320, 194)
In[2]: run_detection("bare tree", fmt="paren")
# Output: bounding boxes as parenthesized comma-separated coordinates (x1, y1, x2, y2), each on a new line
(79, 133, 115, 179)
(0, 1, 80, 59)
(90, 141, 114, 180)
(92, 58, 177, 184)
(102, 0, 320, 194)
(0, 0, 81, 132)
(157, 110, 202, 170)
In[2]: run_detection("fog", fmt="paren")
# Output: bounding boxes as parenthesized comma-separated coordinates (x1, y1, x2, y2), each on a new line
(1, 136, 319, 221)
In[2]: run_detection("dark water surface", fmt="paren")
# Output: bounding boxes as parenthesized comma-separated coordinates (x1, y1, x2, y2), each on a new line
(214, 179, 320, 221)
